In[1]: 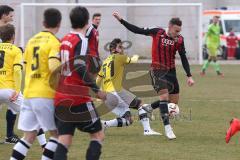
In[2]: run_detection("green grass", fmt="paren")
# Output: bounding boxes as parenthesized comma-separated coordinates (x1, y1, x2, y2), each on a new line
(1, 65, 240, 160)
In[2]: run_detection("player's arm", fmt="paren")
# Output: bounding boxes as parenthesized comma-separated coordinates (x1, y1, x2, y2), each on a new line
(48, 41, 61, 72)
(178, 37, 194, 86)
(10, 48, 23, 101)
(96, 66, 104, 87)
(74, 56, 101, 93)
(113, 12, 159, 36)
(73, 41, 100, 93)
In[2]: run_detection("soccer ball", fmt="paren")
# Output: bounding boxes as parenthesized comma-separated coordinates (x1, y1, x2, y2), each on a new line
(168, 103, 180, 117)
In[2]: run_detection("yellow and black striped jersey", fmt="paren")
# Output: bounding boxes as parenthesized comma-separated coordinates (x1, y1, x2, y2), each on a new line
(98, 54, 131, 92)
(23, 31, 60, 98)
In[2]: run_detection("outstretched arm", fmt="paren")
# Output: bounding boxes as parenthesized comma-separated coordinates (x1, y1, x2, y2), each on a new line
(113, 12, 159, 36)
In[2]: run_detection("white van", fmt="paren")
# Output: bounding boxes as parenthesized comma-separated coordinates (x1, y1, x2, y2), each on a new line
(203, 10, 240, 59)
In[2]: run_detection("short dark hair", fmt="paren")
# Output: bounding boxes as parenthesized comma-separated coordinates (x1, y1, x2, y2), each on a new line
(169, 17, 182, 26)
(0, 5, 14, 19)
(70, 6, 89, 29)
(0, 24, 15, 42)
(110, 38, 122, 53)
(92, 13, 101, 20)
(44, 8, 62, 28)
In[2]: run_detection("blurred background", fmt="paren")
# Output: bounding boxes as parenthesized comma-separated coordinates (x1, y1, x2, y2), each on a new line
(1, 0, 240, 62)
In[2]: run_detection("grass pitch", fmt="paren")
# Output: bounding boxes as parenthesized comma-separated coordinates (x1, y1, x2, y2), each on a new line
(0, 64, 240, 160)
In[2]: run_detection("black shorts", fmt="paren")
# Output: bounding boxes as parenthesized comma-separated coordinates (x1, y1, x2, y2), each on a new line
(149, 69, 179, 94)
(88, 56, 102, 74)
(55, 102, 102, 136)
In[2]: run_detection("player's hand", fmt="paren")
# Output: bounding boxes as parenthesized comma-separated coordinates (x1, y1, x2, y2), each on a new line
(113, 12, 122, 21)
(130, 55, 139, 63)
(9, 91, 19, 102)
(96, 91, 107, 101)
(187, 76, 195, 87)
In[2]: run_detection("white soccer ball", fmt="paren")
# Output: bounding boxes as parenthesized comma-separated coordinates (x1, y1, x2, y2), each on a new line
(168, 103, 180, 117)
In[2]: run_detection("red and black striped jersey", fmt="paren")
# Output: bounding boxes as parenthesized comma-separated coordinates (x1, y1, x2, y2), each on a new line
(86, 24, 99, 58)
(149, 28, 186, 70)
(120, 19, 191, 77)
(54, 31, 91, 107)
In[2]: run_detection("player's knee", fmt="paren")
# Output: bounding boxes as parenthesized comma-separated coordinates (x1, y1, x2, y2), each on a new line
(90, 130, 104, 142)
(122, 111, 133, 125)
(159, 92, 169, 101)
(129, 98, 141, 109)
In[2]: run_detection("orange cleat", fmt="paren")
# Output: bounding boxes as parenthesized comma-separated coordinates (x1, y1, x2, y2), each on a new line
(225, 118, 240, 143)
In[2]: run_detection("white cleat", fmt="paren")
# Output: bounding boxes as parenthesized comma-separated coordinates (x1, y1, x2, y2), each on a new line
(101, 120, 108, 131)
(144, 129, 162, 136)
(165, 125, 176, 140)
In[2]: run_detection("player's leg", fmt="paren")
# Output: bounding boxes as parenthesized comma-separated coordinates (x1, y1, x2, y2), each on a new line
(119, 89, 160, 135)
(86, 130, 104, 160)
(10, 131, 38, 160)
(150, 69, 176, 139)
(53, 135, 73, 160)
(53, 106, 76, 160)
(76, 102, 104, 160)
(10, 99, 39, 160)
(31, 98, 58, 160)
(5, 109, 18, 142)
(212, 56, 223, 76)
(36, 128, 47, 149)
(0, 89, 21, 143)
(102, 109, 133, 128)
(103, 92, 133, 128)
(201, 45, 215, 75)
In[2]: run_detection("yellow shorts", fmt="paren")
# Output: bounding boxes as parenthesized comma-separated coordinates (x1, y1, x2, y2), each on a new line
(207, 46, 218, 57)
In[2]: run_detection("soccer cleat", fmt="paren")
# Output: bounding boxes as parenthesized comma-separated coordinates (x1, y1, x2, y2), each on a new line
(144, 129, 162, 136)
(5, 134, 20, 144)
(101, 120, 108, 132)
(226, 118, 240, 143)
(165, 125, 176, 140)
(142, 104, 153, 113)
(217, 72, 224, 77)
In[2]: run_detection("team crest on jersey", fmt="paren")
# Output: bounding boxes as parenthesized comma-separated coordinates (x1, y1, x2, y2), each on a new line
(161, 38, 174, 46)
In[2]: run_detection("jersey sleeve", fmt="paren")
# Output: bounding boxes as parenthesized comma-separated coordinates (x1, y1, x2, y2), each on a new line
(13, 47, 23, 69)
(98, 65, 104, 77)
(177, 37, 192, 77)
(48, 39, 60, 60)
(120, 19, 159, 36)
(117, 54, 131, 65)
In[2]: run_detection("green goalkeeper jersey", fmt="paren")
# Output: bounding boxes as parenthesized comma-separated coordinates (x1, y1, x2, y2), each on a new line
(206, 23, 220, 48)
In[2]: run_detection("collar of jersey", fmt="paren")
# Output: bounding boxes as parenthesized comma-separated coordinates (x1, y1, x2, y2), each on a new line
(70, 31, 86, 39)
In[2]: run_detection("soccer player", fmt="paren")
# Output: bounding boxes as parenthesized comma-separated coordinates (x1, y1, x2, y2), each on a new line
(0, 5, 14, 26)
(113, 12, 194, 139)
(200, 16, 223, 76)
(0, 5, 19, 143)
(10, 8, 62, 160)
(0, 5, 46, 146)
(226, 118, 240, 143)
(96, 38, 161, 136)
(86, 13, 102, 75)
(53, 6, 106, 160)
(0, 24, 23, 144)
